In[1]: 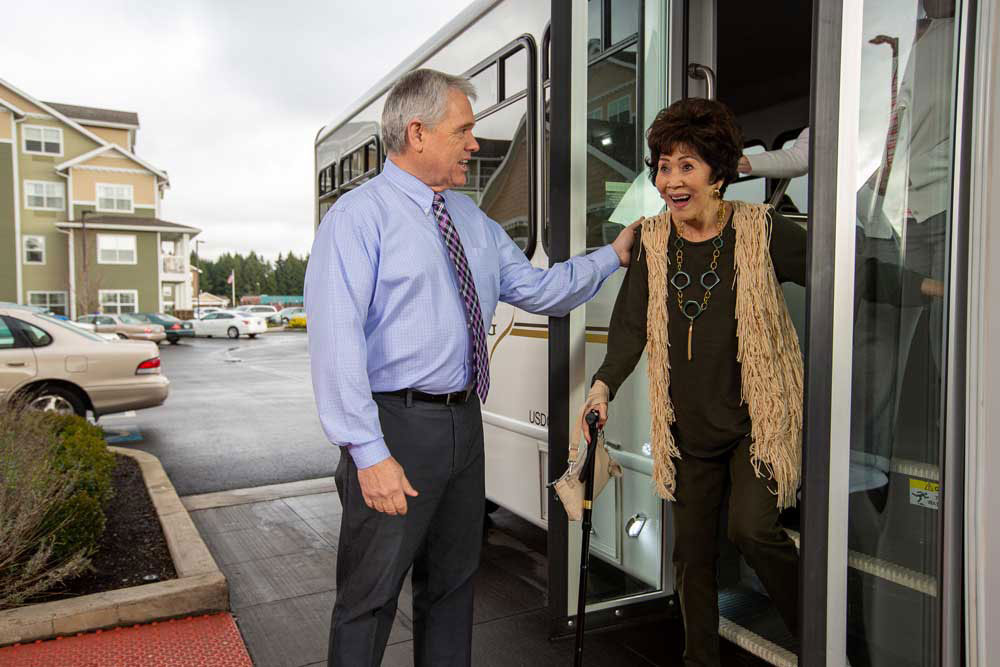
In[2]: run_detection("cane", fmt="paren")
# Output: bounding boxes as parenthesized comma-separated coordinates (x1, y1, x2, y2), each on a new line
(573, 410, 601, 667)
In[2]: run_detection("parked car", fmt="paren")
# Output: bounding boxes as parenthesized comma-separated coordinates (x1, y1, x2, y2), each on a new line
(0, 306, 169, 417)
(77, 313, 167, 343)
(270, 307, 306, 325)
(236, 305, 279, 317)
(193, 306, 222, 319)
(191, 310, 267, 339)
(133, 313, 194, 344)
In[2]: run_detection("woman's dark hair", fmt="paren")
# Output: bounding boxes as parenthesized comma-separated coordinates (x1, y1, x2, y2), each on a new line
(645, 98, 743, 194)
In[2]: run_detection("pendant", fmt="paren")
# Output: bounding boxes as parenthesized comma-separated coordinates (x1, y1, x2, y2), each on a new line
(687, 320, 693, 361)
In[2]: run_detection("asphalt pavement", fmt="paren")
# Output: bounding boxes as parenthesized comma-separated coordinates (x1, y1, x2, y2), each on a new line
(100, 331, 338, 496)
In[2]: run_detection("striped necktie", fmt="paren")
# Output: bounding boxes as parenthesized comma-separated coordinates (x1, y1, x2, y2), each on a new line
(432, 193, 490, 402)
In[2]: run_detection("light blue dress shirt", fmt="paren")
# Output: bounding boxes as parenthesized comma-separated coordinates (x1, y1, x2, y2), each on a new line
(305, 158, 620, 469)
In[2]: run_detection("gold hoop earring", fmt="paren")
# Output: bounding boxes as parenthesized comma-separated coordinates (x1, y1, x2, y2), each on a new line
(712, 188, 722, 199)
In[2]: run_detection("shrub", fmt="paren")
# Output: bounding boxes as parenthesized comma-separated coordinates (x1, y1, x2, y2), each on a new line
(0, 407, 114, 608)
(287, 315, 307, 330)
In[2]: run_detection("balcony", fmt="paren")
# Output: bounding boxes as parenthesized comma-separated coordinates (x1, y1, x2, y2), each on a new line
(162, 255, 187, 275)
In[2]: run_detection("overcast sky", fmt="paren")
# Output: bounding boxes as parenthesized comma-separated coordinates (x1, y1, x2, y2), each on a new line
(3, 0, 471, 260)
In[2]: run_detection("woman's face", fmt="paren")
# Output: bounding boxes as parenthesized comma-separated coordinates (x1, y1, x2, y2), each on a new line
(654, 145, 723, 223)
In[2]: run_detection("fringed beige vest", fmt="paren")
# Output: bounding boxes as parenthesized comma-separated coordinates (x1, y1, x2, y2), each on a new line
(641, 201, 804, 509)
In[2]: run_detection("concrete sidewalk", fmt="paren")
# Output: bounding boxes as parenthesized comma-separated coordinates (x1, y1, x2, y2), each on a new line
(183, 479, 769, 667)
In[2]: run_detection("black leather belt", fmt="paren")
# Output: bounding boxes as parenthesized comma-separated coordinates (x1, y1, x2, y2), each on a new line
(379, 386, 474, 406)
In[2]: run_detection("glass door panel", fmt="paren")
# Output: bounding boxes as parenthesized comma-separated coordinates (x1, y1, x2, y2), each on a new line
(570, 0, 673, 613)
(846, 0, 961, 664)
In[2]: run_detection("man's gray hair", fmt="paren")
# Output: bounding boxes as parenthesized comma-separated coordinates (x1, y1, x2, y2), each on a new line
(381, 69, 477, 155)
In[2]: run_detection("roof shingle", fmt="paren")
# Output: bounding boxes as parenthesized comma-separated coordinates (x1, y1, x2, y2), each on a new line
(45, 101, 139, 128)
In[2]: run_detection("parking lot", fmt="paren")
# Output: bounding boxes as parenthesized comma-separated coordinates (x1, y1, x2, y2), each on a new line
(101, 330, 338, 497)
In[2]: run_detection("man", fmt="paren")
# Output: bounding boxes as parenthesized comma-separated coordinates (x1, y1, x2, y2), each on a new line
(305, 68, 640, 667)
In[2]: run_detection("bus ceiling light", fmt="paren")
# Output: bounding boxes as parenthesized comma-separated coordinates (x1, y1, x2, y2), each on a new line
(626, 513, 647, 538)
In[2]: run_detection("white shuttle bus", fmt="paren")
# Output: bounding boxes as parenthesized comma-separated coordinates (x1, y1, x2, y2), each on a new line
(315, 1, 1000, 664)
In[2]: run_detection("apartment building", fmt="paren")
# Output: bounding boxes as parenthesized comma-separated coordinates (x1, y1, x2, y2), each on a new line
(0, 77, 199, 318)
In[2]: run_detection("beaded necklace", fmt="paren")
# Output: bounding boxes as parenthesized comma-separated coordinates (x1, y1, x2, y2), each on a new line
(670, 199, 727, 361)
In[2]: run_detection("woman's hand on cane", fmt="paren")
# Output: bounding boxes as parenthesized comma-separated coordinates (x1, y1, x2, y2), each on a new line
(578, 380, 610, 444)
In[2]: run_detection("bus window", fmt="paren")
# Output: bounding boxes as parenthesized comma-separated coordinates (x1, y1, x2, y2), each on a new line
(465, 98, 533, 253)
(502, 47, 528, 99)
(588, 0, 602, 47)
(610, 0, 640, 45)
(469, 63, 498, 115)
(350, 149, 364, 180)
(587, 43, 639, 250)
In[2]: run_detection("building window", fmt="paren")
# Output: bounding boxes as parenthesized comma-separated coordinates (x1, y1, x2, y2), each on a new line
(97, 234, 137, 264)
(96, 184, 134, 213)
(23, 235, 45, 264)
(28, 291, 67, 316)
(24, 181, 65, 211)
(99, 290, 138, 314)
(607, 95, 631, 124)
(23, 125, 62, 156)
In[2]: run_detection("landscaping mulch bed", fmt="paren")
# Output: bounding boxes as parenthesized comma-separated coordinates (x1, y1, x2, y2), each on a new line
(39, 454, 177, 602)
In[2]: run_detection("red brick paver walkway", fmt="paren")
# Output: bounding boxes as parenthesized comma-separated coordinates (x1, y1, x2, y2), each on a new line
(0, 613, 252, 666)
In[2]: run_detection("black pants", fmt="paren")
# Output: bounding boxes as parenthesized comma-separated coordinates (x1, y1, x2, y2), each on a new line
(672, 438, 799, 667)
(327, 394, 485, 667)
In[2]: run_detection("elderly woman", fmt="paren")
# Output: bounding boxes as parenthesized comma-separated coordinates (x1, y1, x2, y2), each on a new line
(582, 98, 938, 666)
(583, 98, 805, 667)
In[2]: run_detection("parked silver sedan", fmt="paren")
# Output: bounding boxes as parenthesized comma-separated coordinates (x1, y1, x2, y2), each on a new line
(78, 313, 167, 343)
(0, 306, 169, 417)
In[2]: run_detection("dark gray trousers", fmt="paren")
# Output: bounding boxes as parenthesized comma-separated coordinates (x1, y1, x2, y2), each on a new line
(327, 393, 485, 667)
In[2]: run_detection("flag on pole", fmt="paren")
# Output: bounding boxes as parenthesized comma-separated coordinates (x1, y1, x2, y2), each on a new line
(226, 270, 234, 285)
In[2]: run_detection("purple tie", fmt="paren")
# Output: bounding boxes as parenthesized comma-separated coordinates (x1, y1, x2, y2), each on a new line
(432, 193, 490, 402)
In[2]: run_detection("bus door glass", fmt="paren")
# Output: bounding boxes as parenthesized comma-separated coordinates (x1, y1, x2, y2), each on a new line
(842, 0, 963, 663)
(569, 0, 675, 620)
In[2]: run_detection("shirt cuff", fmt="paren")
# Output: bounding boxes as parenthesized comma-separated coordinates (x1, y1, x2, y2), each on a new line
(346, 439, 391, 469)
(592, 244, 621, 277)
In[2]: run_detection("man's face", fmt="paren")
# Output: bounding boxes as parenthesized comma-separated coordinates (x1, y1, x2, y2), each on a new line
(412, 89, 480, 192)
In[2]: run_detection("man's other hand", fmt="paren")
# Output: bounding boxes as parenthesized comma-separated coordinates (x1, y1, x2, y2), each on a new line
(611, 218, 644, 267)
(356, 456, 419, 515)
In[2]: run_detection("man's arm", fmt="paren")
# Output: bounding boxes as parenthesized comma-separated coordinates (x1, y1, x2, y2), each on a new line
(494, 217, 641, 316)
(305, 205, 389, 468)
(305, 205, 419, 516)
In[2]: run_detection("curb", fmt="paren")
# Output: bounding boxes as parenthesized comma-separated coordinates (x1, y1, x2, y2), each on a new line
(0, 447, 229, 646)
(182, 476, 337, 511)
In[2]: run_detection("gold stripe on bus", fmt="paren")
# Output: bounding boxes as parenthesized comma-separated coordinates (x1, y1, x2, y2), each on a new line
(510, 328, 548, 339)
(507, 329, 608, 344)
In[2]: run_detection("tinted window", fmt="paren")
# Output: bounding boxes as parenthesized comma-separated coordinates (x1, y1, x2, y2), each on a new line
(12, 319, 52, 347)
(0, 319, 17, 349)
(120, 314, 145, 324)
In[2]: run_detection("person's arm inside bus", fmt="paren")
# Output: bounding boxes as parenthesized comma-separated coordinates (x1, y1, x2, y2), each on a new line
(739, 127, 810, 179)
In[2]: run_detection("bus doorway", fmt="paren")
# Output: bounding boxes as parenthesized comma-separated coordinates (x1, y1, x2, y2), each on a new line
(553, 0, 813, 662)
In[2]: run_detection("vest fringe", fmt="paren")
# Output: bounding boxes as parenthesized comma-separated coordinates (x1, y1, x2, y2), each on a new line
(640, 202, 803, 509)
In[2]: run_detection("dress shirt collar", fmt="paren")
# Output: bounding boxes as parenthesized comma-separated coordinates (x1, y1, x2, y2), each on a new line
(383, 158, 438, 215)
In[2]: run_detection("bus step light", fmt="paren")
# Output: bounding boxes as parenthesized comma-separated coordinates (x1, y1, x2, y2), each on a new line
(626, 513, 647, 538)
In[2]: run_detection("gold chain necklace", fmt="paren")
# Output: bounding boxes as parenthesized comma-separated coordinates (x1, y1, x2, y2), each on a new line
(671, 200, 727, 361)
